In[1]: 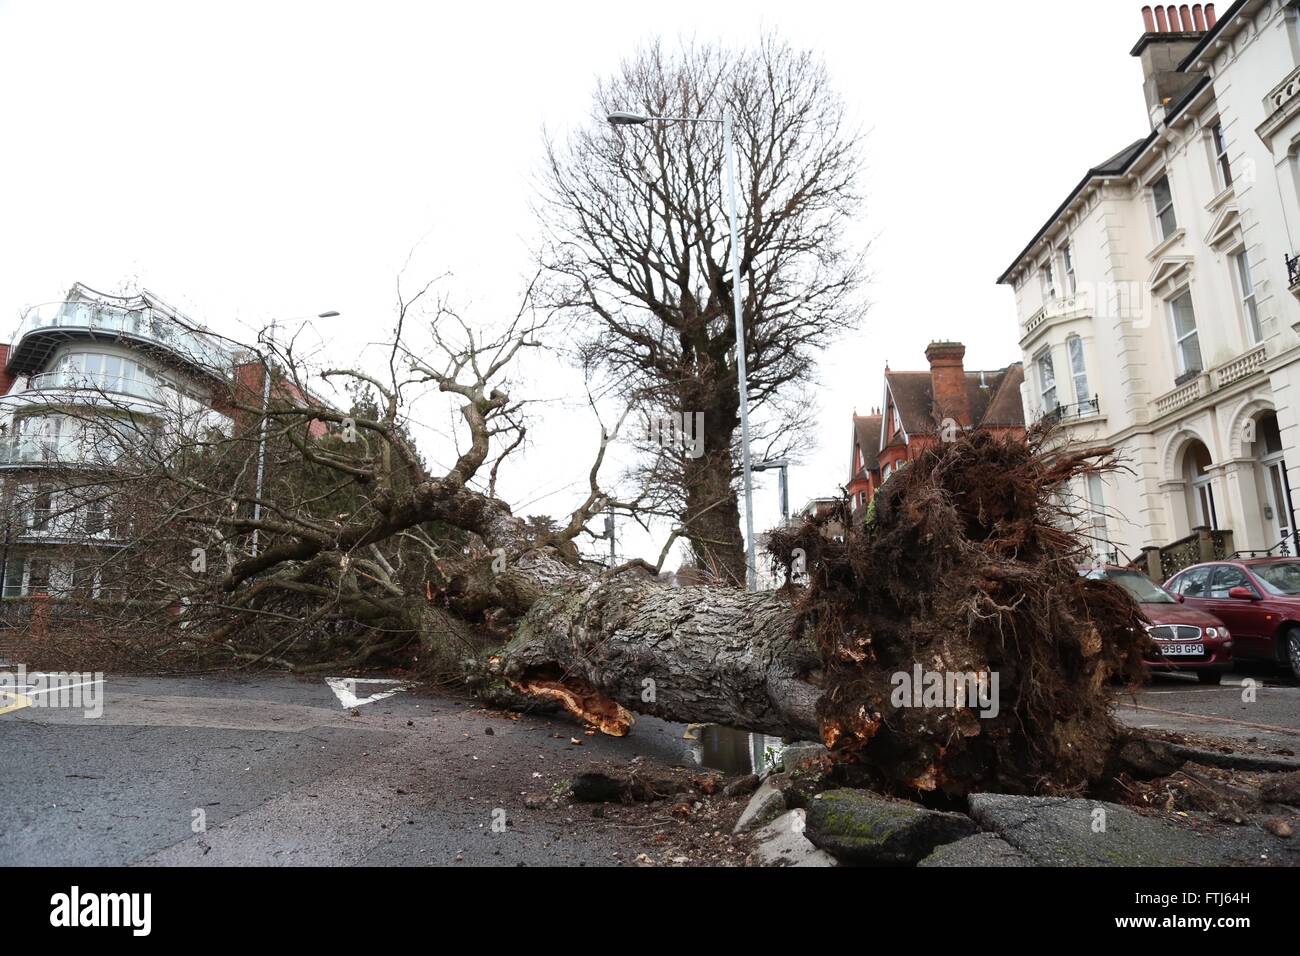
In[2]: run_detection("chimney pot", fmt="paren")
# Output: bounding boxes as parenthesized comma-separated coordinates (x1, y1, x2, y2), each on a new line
(1206, 3, 1216, 27)
(1192, 3, 1206, 30)
(1155, 5, 1169, 30)
(1142, 5, 1156, 31)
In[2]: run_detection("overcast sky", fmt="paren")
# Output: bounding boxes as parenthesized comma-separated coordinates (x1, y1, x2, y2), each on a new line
(0, 0, 1153, 565)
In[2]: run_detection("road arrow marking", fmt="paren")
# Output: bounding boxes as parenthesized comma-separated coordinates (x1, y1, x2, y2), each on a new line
(325, 677, 411, 709)
(0, 690, 32, 715)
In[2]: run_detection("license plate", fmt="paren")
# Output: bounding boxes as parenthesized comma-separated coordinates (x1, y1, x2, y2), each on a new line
(1158, 643, 1205, 656)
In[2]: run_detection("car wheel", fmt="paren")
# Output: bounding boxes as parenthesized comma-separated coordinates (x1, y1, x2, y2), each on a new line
(1285, 627, 1300, 682)
(1196, 670, 1223, 685)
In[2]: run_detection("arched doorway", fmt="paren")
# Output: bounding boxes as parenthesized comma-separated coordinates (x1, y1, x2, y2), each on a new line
(1183, 440, 1217, 530)
(1252, 412, 1293, 549)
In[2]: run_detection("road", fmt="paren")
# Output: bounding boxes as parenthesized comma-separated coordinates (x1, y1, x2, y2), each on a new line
(1, 668, 1296, 866)
(1116, 667, 1299, 754)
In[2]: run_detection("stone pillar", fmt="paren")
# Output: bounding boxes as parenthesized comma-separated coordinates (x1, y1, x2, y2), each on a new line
(1159, 479, 1190, 540)
(1140, 546, 1164, 581)
(1221, 458, 1266, 551)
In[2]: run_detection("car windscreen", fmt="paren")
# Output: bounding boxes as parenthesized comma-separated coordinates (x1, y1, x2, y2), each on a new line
(1104, 570, 1175, 604)
(1250, 561, 1300, 595)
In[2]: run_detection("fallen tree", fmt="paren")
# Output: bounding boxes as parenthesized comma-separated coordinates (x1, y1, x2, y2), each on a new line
(14, 286, 1149, 798)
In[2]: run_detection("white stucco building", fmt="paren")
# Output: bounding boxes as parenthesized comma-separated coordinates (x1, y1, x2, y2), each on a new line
(0, 283, 234, 601)
(1000, 1, 1300, 576)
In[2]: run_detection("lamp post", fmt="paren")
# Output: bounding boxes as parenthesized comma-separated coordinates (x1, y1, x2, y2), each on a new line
(251, 310, 340, 557)
(607, 108, 759, 590)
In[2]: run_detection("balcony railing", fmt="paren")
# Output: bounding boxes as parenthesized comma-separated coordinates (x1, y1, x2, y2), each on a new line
(1213, 343, 1266, 388)
(0, 438, 125, 468)
(1287, 253, 1300, 292)
(10, 301, 230, 374)
(1040, 395, 1101, 424)
(25, 369, 163, 404)
(1023, 289, 1090, 338)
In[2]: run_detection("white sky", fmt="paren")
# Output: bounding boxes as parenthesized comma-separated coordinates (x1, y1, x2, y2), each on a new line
(0, 0, 1153, 565)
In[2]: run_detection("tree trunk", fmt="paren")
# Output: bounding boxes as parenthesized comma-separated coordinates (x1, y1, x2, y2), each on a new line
(680, 393, 747, 585)
(493, 575, 821, 739)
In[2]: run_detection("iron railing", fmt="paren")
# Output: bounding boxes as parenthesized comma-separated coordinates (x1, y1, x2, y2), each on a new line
(1041, 395, 1100, 424)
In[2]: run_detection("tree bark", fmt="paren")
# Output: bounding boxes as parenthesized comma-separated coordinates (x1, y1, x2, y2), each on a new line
(493, 574, 822, 739)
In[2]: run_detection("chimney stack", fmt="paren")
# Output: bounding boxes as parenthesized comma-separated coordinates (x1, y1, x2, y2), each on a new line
(1133, 5, 1215, 129)
(925, 341, 971, 428)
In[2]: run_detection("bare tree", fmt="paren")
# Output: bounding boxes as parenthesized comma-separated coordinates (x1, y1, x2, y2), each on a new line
(537, 36, 866, 584)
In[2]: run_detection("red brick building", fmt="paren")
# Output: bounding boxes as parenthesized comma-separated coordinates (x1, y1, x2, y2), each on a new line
(849, 342, 1026, 516)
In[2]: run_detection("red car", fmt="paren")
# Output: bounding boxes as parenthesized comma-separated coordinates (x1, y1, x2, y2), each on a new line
(1084, 566, 1233, 683)
(1164, 558, 1300, 681)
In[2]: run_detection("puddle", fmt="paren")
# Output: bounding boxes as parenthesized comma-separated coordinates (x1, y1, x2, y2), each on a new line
(687, 724, 784, 775)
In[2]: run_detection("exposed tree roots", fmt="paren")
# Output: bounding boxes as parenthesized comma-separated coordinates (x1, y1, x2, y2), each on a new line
(768, 426, 1151, 797)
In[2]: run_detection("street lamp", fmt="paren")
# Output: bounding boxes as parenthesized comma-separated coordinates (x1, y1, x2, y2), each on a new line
(251, 310, 340, 557)
(606, 108, 759, 590)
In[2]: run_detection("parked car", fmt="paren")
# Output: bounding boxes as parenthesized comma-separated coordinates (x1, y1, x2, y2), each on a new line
(1083, 566, 1232, 683)
(1164, 558, 1300, 681)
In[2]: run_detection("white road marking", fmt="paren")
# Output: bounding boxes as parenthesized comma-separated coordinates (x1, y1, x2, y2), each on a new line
(24, 678, 103, 697)
(325, 677, 411, 709)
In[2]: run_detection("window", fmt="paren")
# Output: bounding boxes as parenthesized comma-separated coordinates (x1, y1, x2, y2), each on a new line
(1085, 472, 1107, 552)
(1062, 242, 1077, 295)
(1169, 291, 1202, 374)
(1173, 565, 1211, 597)
(1212, 122, 1233, 190)
(1234, 252, 1261, 344)
(1066, 335, 1089, 405)
(1186, 442, 1218, 529)
(27, 558, 50, 595)
(29, 485, 52, 530)
(85, 498, 106, 535)
(1208, 565, 1255, 599)
(2, 557, 24, 598)
(1152, 174, 1177, 240)
(1041, 261, 1057, 300)
(1036, 348, 1058, 412)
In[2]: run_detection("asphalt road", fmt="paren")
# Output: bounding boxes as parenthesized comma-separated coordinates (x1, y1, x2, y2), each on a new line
(0, 673, 715, 867)
(1116, 667, 1300, 754)
(1, 668, 1296, 866)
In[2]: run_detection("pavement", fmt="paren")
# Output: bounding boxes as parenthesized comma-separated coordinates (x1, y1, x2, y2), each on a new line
(0, 667, 1296, 866)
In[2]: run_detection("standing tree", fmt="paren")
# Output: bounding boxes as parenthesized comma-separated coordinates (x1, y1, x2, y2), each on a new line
(538, 37, 865, 584)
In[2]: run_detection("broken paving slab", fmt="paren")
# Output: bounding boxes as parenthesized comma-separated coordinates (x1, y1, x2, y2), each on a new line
(733, 776, 787, 834)
(803, 789, 976, 865)
(917, 832, 1030, 867)
(967, 793, 1298, 866)
(750, 809, 837, 867)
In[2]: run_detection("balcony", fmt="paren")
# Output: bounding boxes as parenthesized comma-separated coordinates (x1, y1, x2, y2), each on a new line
(1154, 373, 1207, 416)
(1040, 395, 1101, 425)
(6, 301, 230, 379)
(1287, 253, 1300, 298)
(0, 437, 126, 470)
(1212, 343, 1267, 388)
(1022, 288, 1090, 340)
(21, 369, 165, 405)
(1152, 344, 1269, 419)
